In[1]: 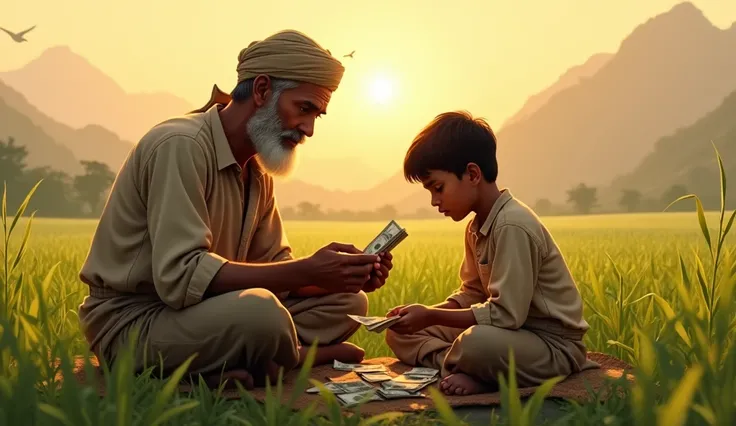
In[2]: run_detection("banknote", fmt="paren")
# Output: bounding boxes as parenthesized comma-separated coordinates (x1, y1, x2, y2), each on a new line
(347, 314, 401, 333)
(404, 367, 440, 378)
(336, 390, 382, 407)
(376, 388, 426, 399)
(306, 379, 375, 394)
(333, 360, 387, 372)
(390, 374, 438, 385)
(363, 220, 408, 255)
(358, 372, 393, 383)
(381, 376, 438, 392)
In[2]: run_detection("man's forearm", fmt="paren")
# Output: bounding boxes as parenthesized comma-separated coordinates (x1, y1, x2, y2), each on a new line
(205, 258, 311, 296)
(430, 308, 477, 329)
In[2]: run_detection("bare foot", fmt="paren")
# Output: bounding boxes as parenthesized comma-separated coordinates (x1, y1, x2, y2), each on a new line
(298, 342, 365, 366)
(203, 369, 254, 390)
(440, 373, 491, 396)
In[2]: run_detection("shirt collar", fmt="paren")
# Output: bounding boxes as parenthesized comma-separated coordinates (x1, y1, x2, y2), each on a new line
(471, 189, 513, 236)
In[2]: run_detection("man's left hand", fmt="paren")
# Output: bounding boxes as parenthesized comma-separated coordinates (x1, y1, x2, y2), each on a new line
(363, 251, 393, 293)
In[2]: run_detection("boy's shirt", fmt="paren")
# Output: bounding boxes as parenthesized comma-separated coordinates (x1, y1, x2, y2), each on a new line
(446, 189, 590, 340)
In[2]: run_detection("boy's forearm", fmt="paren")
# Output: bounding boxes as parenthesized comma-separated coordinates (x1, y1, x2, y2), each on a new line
(431, 300, 462, 310)
(429, 308, 477, 329)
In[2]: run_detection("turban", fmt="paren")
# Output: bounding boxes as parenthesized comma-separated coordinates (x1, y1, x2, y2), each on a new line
(236, 29, 345, 92)
(189, 30, 344, 114)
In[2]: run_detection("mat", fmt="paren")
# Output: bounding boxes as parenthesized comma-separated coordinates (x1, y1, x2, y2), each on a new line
(65, 352, 632, 416)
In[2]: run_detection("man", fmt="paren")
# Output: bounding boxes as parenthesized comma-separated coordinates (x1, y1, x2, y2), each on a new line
(77, 29, 393, 389)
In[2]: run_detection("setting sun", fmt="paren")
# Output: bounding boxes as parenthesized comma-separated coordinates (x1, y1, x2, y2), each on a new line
(368, 76, 394, 104)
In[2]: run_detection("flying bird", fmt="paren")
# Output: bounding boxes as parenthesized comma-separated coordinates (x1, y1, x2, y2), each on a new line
(1, 25, 36, 43)
(343, 50, 355, 58)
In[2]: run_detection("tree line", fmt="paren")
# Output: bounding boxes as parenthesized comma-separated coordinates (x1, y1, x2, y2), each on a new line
(3, 136, 729, 220)
(1, 137, 116, 217)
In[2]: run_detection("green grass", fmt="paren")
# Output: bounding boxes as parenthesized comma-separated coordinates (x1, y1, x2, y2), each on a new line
(1, 149, 735, 425)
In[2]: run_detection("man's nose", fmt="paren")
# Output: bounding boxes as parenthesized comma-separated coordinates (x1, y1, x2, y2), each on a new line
(298, 119, 315, 138)
(431, 195, 440, 207)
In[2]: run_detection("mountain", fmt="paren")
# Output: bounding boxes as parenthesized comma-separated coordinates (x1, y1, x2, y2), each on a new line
(0, 90, 81, 176)
(606, 87, 736, 210)
(0, 78, 133, 173)
(273, 172, 420, 213)
(0, 46, 194, 144)
(286, 155, 384, 191)
(501, 53, 613, 128)
(494, 2, 736, 204)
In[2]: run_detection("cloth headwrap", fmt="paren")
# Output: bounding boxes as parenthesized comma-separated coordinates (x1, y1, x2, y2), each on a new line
(237, 29, 344, 91)
(189, 29, 344, 114)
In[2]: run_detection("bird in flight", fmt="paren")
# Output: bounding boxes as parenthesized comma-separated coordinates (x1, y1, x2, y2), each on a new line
(1, 25, 36, 43)
(343, 50, 355, 58)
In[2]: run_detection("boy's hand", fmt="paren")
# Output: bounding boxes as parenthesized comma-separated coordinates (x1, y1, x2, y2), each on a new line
(387, 304, 435, 334)
(363, 251, 393, 293)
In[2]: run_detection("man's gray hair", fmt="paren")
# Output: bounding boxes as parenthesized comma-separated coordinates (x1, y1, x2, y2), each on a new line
(231, 77, 299, 102)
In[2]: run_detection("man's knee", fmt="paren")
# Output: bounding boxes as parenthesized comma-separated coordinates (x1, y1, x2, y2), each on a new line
(344, 291, 369, 316)
(219, 289, 295, 340)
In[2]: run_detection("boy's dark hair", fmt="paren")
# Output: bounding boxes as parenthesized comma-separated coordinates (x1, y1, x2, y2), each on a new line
(403, 111, 498, 183)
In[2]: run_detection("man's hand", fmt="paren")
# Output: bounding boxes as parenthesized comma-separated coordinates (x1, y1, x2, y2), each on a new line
(304, 242, 380, 293)
(386, 304, 435, 334)
(363, 251, 393, 293)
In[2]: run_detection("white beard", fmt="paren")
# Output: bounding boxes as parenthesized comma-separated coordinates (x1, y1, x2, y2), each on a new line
(246, 91, 304, 176)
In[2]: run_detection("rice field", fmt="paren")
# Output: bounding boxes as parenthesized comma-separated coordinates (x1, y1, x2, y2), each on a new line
(1, 181, 735, 425)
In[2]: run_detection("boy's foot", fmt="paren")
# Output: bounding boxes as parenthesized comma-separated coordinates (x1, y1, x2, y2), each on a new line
(298, 342, 366, 366)
(440, 373, 492, 396)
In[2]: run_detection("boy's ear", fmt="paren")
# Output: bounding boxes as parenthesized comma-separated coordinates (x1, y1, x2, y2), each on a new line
(465, 163, 482, 185)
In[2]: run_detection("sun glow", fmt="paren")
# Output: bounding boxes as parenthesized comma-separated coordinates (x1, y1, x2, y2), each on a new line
(368, 75, 395, 105)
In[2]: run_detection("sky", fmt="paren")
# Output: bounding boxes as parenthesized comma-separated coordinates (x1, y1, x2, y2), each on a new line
(2, 0, 736, 190)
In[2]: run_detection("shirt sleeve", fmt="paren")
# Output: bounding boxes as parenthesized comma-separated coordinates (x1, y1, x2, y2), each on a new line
(446, 223, 489, 308)
(470, 224, 540, 329)
(141, 135, 228, 310)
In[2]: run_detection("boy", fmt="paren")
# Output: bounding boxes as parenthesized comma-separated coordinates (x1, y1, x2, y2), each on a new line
(385, 111, 597, 396)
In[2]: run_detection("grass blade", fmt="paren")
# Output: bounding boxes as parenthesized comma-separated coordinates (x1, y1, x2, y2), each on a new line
(656, 365, 704, 426)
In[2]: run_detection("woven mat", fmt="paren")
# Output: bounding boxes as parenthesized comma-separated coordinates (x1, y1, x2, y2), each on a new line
(64, 352, 632, 415)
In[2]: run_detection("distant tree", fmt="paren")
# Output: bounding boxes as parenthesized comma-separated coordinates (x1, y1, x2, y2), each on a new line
(375, 204, 398, 219)
(566, 183, 598, 214)
(0, 137, 28, 187)
(533, 198, 553, 216)
(661, 184, 690, 212)
(414, 208, 434, 219)
(74, 160, 115, 216)
(296, 201, 322, 219)
(23, 167, 80, 217)
(619, 189, 642, 212)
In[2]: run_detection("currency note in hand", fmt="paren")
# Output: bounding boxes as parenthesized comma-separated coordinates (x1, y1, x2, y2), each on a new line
(347, 314, 401, 333)
(363, 220, 408, 255)
(347, 315, 391, 327)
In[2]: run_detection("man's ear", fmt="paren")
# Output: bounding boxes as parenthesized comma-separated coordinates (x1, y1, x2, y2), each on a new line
(252, 75, 272, 107)
(465, 163, 482, 185)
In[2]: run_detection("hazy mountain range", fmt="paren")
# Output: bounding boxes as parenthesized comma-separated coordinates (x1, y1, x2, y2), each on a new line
(2, 1, 735, 215)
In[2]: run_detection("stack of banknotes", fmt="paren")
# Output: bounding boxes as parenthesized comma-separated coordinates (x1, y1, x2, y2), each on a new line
(305, 360, 440, 407)
(363, 220, 408, 255)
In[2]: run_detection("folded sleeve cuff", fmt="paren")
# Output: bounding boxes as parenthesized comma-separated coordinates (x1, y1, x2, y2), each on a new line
(446, 291, 476, 308)
(470, 301, 493, 326)
(184, 252, 229, 307)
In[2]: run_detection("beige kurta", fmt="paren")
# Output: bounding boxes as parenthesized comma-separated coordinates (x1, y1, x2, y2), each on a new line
(386, 190, 597, 387)
(77, 103, 367, 378)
